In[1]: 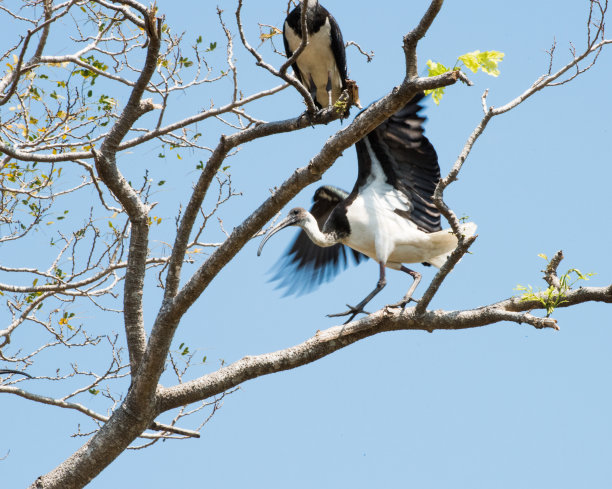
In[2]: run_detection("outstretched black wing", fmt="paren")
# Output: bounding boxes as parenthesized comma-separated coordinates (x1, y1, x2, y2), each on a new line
(270, 185, 367, 296)
(354, 93, 441, 233)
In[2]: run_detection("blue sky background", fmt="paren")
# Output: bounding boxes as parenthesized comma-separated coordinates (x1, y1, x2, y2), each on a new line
(3, 0, 612, 487)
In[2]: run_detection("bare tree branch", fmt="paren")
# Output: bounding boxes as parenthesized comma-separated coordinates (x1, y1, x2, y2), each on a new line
(0, 385, 200, 438)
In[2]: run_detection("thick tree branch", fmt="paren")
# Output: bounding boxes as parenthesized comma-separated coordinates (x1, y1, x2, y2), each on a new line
(95, 11, 163, 376)
(158, 283, 611, 411)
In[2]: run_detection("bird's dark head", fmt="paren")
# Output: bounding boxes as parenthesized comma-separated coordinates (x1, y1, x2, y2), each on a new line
(257, 207, 310, 257)
(301, 0, 319, 9)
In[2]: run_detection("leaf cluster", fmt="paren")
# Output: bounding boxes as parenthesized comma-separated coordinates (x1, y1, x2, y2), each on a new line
(515, 254, 595, 316)
(424, 50, 505, 104)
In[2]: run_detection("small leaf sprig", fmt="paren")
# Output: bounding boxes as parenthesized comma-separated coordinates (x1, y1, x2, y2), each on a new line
(515, 254, 595, 317)
(424, 50, 505, 104)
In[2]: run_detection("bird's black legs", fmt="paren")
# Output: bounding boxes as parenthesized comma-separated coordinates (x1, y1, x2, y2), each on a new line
(326, 71, 332, 107)
(388, 266, 421, 309)
(327, 265, 422, 323)
(328, 263, 387, 324)
(307, 74, 318, 105)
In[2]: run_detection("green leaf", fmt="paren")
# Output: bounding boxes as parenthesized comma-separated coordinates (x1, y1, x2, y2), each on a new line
(457, 51, 481, 73)
(424, 86, 446, 105)
(458, 50, 505, 77)
(424, 60, 450, 105)
(477, 50, 505, 77)
(425, 59, 450, 77)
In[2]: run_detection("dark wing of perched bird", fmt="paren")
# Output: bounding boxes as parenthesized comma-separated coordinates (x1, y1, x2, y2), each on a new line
(282, 6, 304, 86)
(326, 10, 348, 89)
(270, 185, 367, 296)
(352, 93, 441, 233)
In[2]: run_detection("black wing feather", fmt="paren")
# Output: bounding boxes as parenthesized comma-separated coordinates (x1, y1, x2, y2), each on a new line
(270, 186, 367, 296)
(325, 9, 347, 89)
(282, 6, 305, 88)
(359, 94, 441, 233)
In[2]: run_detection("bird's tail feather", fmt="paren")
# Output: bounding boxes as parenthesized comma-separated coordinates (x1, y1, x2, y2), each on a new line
(426, 222, 477, 268)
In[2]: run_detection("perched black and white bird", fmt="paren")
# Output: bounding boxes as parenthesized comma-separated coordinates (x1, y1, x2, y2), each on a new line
(283, 0, 348, 108)
(258, 94, 476, 322)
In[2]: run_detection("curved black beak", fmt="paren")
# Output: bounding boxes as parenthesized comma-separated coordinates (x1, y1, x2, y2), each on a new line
(0, 369, 33, 378)
(257, 215, 299, 256)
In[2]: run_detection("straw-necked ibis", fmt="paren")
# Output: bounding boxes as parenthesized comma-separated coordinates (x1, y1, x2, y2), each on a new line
(258, 95, 476, 322)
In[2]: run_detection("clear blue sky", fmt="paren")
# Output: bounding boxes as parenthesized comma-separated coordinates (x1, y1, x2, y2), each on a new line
(3, 1, 612, 487)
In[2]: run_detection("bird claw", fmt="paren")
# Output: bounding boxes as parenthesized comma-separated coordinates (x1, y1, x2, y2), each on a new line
(327, 304, 371, 324)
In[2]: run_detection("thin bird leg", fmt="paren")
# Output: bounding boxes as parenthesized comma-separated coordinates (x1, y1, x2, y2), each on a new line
(326, 71, 332, 107)
(388, 266, 421, 309)
(308, 74, 318, 104)
(327, 262, 387, 324)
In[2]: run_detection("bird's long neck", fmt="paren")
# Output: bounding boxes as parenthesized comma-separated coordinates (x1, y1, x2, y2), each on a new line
(302, 216, 338, 248)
